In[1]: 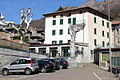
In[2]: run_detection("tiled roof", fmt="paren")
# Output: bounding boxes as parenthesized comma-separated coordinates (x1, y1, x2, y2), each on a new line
(112, 21, 120, 25)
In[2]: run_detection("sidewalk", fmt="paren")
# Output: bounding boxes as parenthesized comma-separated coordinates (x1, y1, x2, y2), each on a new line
(85, 63, 118, 80)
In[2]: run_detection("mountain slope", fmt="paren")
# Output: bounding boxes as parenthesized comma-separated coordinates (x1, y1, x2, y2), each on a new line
(81, 0, 120, 20)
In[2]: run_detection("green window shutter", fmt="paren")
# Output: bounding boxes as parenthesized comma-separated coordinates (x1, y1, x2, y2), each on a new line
(52, 41, 57, 44)
(102, 20, 104, 26)
(68, 18, 71, 24)
(102, 31, 104, 37)
(53, 20, 56, 25)
(60, 19, 63, 25)
(73, 18, 76, 25)
(94, 39, 97, 46)
(59, 29, 63, 35)
(94, 17, 96, 23)
(102, 41, 105, 47)
(59, 40, 63, 44)
(68, 40, 71, 43)
(107, 32, 109, 38)
(94, 28, 97, 35)
(52, 30, 56, 35)
(107, 22, 109, 28)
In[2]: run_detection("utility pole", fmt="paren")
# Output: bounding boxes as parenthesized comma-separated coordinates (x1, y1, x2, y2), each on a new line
(107, 0, 112, 72)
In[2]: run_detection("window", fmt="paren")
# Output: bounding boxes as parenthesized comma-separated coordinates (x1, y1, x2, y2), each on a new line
(102, 31, 104, 37)
(94, 39, 97, 46)
(102, 41, 105, 47)
(59, 29, 63, 35)
(107, 22, 109, 28)
(52, 41, 57, 44)
(107, 32, 109, 38)
(102, 20, 104, 26)
(59, 40, 63, 44)
(73, 18, 76, 25)
(68, 13, 71, 16)
(68, 18, 71, 24)
(11, 59, 19, 65)
(60, 14, 63, 17)
(94, 28, 97, 35)
(94, 17, 97, 23)
(53, 15, 56, 18)
(53, 20, 56, 25)
(68, 40, 71, 43)
(118, 38, 120, 43)
(60, 19, 63, 25)
(52, 30, 56, 35)
(79, 10, 83, 14)
(19, 59, 30, 64)
(68, 29, 70, 34)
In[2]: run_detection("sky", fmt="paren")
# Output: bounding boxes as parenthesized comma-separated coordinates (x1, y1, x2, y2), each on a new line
(0, 0, 105, 24)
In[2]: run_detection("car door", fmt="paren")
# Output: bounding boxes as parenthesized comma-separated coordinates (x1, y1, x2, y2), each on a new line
(9, 59, 20, 72)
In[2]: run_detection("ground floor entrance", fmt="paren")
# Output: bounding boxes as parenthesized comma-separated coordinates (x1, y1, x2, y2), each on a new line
(29, 43, 93, 63)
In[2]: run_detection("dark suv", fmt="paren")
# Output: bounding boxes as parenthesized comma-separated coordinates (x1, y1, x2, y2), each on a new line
(2, 58, 38, 76)
(37, 60, 54, 73)
(41, 58, 60, 70)
(55, 58, 69, 69)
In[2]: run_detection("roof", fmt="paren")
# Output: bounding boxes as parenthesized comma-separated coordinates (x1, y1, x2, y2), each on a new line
(94, 48, 120, 53)
(10, 40, 20, 43)
(30, 42, 88, 47)
(112, 21, 120, 25)
(43, 6, 110, 20)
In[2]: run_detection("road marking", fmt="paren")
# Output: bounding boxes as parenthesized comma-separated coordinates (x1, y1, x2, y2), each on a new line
(93, 72, 102, 80)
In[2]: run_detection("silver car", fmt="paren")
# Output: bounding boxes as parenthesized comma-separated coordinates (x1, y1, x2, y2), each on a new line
(2, 58, 38, 76)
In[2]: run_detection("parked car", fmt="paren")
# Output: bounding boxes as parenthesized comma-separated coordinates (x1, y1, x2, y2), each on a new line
(37, 60, 54, 73)
(55, 58, 69, 69)
(112, 67, 120, 75)
(41, 58, 60, 70)
(2, 58, 38, 76)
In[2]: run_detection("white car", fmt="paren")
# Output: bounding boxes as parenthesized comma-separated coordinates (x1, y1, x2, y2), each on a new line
(2, 58, 39, 76)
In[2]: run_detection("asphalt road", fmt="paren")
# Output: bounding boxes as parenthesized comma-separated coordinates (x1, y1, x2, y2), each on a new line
(0, 63, 118, 80)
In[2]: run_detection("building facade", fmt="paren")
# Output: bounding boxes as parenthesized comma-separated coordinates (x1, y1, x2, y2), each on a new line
(30, 6, 113, 63)
(112, 21, 120, 47)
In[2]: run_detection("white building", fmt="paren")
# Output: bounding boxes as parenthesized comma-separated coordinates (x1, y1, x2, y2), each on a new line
(30, 6, 113, 63)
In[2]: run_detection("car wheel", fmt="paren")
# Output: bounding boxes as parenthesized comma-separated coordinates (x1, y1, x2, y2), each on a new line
(2, 69, 9, 76)
(41, 67, 46, 73)
(63, 67, 68, 69)
(25, 68, 32, 75)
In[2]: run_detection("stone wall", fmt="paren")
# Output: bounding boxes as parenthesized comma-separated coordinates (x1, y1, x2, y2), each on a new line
(0, 47, 47, 73)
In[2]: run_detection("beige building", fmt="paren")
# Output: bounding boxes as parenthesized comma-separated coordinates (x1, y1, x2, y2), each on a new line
(30, 6, 113, 63)
(112, 21, 120, 47)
